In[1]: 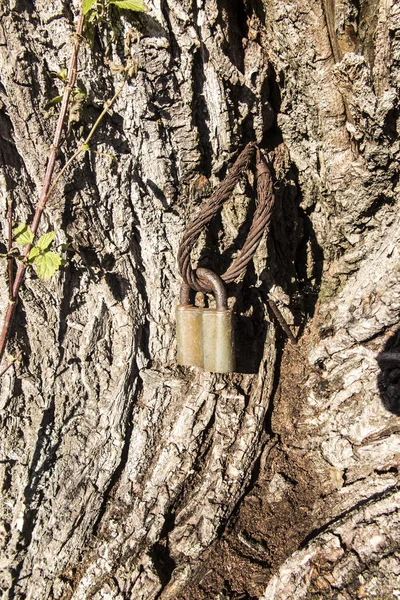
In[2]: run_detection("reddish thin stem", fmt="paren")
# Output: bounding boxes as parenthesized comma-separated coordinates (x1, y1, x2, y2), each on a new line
(0, 8, 85, 366)
(7, 195, 13, 299)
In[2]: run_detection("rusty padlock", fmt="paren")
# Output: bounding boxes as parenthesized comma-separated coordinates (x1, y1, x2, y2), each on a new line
(176, 268, 235, 373)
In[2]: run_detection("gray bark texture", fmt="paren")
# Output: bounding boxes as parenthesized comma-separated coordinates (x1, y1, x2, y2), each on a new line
(0, 0, 399, 598)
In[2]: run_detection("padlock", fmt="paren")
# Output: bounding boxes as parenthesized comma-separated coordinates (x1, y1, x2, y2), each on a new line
(176, 269, 235, 373)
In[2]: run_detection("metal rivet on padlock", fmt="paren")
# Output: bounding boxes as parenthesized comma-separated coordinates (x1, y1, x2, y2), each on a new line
(176, 281, 204, 368)
(197, 268, 235, 374)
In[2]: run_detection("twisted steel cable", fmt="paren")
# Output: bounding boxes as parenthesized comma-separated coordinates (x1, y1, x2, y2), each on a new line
(178, 142, 275, 293)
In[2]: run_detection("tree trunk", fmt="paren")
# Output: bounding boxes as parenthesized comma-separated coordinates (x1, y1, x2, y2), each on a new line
(0, 0, 399, 599)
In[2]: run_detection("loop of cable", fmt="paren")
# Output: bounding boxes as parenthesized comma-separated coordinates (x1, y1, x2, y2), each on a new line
(177, 142, 275, 293)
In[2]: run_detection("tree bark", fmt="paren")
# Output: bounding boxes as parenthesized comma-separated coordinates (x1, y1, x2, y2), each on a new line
(0, 0, 399, 599)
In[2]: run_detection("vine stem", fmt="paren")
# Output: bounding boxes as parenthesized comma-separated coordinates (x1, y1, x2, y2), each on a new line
(0, 360, 15, 379)
(0, 351, 22, 378)
(0, 8, 85, 365)
(7, 194, 13, 299)
(43, 78, 126, 205)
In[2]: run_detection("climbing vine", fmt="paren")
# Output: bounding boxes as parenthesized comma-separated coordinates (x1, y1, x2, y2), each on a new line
(0, 0, 147, 373)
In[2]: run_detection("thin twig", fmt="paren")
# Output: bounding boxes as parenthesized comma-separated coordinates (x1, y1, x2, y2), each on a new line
(0, 7, 85, 365)
(0, 350, 22, 378)
(267, 297, 297, 345)
(7, 194, 13, 299)
(43, 79, 126, 204)
(0, 360, 15, 378)
(85, 80, 127, 145)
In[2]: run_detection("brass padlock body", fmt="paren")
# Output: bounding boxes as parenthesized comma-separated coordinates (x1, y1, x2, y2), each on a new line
(176, 269, 235, 373)
(202, 308, 235, 373)
(176, 305, 203, 368)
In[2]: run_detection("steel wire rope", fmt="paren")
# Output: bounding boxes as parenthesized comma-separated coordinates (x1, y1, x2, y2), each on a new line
(177, 142, 275, 292)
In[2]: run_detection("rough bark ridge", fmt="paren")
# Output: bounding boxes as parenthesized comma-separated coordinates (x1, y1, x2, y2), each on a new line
(0, 1, 399, 600)
(257, 0, 400, 597)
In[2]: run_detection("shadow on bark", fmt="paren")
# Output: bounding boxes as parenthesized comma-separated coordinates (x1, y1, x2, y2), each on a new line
(263, 65, 324, 339)
(260, 161, 324, 342)
(235, 283, 268, 374)
(294, 204, 324, 330)
(377, 327, 400, 415)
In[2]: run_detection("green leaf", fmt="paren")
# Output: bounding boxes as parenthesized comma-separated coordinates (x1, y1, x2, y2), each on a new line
(58, 69, 68, 82)
(2, 248, 22, 259)
(61, 242, 73, 252)
(73, 87, 86, 98)
(37, 231, 56, 250)
(50, 69, 68, 82)
(87, 10, 97, 22)
(28, 247, 41, 263)
(13, 223, 34, 245)
(109, 0, 148, 12)
(44, 95, 63, 110)
(83, 0, 97, 14)
(34, 251, 62, 280)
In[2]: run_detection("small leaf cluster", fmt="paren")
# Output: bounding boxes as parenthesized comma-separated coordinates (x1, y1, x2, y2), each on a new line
(82, 0, 148, 69)
(13, 224, 63, 280)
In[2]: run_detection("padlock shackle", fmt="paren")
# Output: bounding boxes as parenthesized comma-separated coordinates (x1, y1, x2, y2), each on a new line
(179, 282, 192, 306)
(179, 268, 228, 310)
